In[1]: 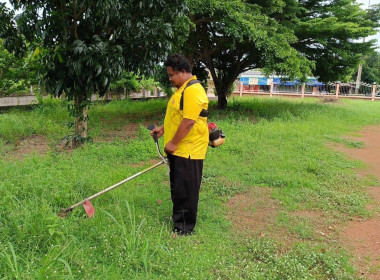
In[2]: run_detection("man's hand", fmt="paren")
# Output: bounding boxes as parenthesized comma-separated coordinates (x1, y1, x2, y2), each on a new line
(150, 126, 164, 138)
(164, 141, 177, 154)
(164, 118, 195, 154)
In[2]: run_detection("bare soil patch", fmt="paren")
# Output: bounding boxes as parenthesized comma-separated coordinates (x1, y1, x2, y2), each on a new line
(95, 121, 153, 143)
(227, 187, 279, 238)
(10, 135, 49, 160)
(97, 122, 140, 142)
(333, 125, 380, 279)
(321, 96, 340, 103)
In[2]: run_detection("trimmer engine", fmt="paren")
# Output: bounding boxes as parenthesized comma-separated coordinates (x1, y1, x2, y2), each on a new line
(208, 122, 225, 148)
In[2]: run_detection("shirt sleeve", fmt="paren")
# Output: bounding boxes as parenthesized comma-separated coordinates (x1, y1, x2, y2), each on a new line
(182, 85, 204, 120)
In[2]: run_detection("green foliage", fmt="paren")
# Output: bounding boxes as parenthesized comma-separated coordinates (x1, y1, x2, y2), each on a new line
(191, 62, 209, 90)
(356, 51, 380, 85)
(109, 71, 140, 95)
(111, 72, 159, 96)
(7, 0, 186, 98)
(182, 0, 315, 108)
(138, 75, 159, 94)
(292, 1, 380, 83)
(0, 3, 25, 55)
(3, 0, 187, 139)
(0, 39, 35, 95)
(153, 64, 174, 96)
(178, 0, 380, 108)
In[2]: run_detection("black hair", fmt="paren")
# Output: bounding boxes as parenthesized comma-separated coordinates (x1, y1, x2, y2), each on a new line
(164, 54, 191, 73)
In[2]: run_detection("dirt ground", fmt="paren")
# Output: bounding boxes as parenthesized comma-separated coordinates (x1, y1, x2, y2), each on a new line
(334, 126, 380, 280)
(227, 125, 380, 279)
(10, 135, 49, 160)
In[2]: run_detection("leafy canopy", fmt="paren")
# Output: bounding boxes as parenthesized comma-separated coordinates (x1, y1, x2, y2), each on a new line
(181, 0, 313, 108)
(0, 38, 35, 95)
(6, 0, 186, 100)
(178, 0, 380, 108)
(356, 51, 380, 85)
(292, 0, 380, 82)
(3, 0, 186, 141)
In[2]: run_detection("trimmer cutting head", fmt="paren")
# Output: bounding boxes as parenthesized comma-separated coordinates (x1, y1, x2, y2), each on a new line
(58, 200, 95, 218)
(58, 207, 73, 218)
(83, 200, 95, 218)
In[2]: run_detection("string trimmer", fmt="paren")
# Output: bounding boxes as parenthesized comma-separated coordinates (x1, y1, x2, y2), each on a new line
(58, 124, 167, 218)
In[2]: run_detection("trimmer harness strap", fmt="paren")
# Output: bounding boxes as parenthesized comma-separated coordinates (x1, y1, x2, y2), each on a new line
(180, 80, 209, 118)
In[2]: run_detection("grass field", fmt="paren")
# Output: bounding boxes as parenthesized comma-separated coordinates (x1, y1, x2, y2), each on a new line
(1, 96, 380, 279)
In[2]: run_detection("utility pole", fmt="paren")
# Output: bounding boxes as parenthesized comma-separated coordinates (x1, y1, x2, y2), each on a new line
(355, 63, 363, 94)
(355, 0, 371, 94)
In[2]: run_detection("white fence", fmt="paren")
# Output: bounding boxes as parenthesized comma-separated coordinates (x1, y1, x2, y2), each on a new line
(0, 90, 166, 108)
(233, 81, 379, 101)
(2, 81, 378, 107)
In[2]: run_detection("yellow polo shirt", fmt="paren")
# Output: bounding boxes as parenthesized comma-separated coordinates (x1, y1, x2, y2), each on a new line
(164, 76, 209, 159)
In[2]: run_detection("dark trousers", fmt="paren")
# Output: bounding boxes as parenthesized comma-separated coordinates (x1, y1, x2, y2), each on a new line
(167, 154, 203, 233)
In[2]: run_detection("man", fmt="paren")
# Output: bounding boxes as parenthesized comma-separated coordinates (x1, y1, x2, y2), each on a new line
(151, 54, 209, 235)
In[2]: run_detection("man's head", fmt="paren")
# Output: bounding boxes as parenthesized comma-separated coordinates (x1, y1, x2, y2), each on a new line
(164, 54, 193, 88)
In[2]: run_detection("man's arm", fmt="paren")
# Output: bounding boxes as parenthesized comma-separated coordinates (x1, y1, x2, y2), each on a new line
(164, 118, 195, 154)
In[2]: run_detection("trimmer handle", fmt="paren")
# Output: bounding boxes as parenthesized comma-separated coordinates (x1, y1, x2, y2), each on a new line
(147, 124, 158, 143)
(147, 124, 167, 163)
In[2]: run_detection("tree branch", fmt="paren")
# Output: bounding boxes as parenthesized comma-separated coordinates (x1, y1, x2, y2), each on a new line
(189, 15, 213, 24)
(72, 0, 78, 39)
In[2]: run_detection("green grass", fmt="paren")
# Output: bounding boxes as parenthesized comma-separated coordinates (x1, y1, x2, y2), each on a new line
(1, 96, 380, 279)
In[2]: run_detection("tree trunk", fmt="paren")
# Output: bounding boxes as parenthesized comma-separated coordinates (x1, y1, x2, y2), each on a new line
(203, 58, 238, 109)
(79, 108, 88, 139)
(217, 94, 228, 109)
(73, 96, 88, 147)
(214, 80, 234, 109)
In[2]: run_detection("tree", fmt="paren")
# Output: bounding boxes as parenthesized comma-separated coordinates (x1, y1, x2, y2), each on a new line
(179, 0, 313, 108)
(3, 0, 185, 146)
(109, 71, 140, 96)
(0, 39, 36, 95)
(0, 3, 25, 54)
(0, 4, 35, 95)
(153, 64, 174, 96)
(178, 0, 379, 108)
(355, 51, 380, 85)
(292, 0, 380, 83)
